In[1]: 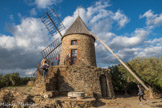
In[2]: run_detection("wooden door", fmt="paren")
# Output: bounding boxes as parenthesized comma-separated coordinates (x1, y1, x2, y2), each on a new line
(99, 75, 108, 97)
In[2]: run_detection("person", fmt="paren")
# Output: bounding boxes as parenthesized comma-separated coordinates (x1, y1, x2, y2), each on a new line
(40, 59, 46, 75)
(33, 70, 37, 81)
(41, 61, 49, 78)
(56, 54, 60, 65)
(41, 58, 46, 66)
(137, 85, 147, 105)
(51, 62, 54, 66)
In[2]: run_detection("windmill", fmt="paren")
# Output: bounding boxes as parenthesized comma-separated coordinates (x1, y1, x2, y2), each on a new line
(39, 8, 149, 91)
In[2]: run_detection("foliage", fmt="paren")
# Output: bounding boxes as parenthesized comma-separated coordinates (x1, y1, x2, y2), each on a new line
(0, 73, 33, 89)
(110, 57, 162, 93)
(110, 65, 137, 94)
(119, 57, 162, 90)
(109, 65, 124, 90)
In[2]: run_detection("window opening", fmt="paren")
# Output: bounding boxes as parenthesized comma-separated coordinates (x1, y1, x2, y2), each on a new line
(71, 40, 77, 45)
(71, 49, 77, 65)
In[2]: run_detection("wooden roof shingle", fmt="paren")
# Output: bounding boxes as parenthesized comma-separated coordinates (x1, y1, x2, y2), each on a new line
(63, 16, 94, 38)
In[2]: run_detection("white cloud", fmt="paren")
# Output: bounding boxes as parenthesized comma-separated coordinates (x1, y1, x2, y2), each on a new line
(140, 9, 162, 28)
(62, 1, 129, 35)
(30, 8, 37, 16)
(117, 48, 141, 59)
(0, 68, 36, 77)
(91, 18, 113, 34)
(35, 0, 62, 9)
(144, 38, 162, 45)
(0, 17, 51, 73)
(140, 38, 162, 57)
(88, 2, 112, 24)
(110, 37, 162, 65)
(11, 17, 50, 49)
(138, 46, 162, 57)
(113, 10, 129, 29)
(110, 28, 150, 50)
(87, 1, 111, 19)
(0, 35, 16, 50)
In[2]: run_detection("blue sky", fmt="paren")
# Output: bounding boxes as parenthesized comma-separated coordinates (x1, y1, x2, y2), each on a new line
(0, 0, 162, 76)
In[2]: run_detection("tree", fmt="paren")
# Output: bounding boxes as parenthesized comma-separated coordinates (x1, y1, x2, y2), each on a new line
(3, 73, 21, 86)
(0, 73, 33, 89)
(118, 57, 162, 98)
(110, 65, 137, 95)
(0, 74, 5, 88)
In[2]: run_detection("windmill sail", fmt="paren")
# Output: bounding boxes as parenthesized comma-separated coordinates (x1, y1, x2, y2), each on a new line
(40, 9, 65, 37)
(40, 8, 65, 59)
(41, 37, 61, 59)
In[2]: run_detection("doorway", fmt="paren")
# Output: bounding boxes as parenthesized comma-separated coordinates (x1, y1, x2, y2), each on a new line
(99, 75, 108, 97)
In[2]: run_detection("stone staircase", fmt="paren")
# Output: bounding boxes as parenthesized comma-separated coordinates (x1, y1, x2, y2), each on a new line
(32, 66, 64, 97)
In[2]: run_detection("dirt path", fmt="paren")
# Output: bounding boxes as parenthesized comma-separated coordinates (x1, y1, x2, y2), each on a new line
(96, 96, 162, 108)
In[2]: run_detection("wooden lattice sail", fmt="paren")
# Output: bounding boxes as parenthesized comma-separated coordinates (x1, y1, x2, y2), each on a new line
(39, 8, 65, 59)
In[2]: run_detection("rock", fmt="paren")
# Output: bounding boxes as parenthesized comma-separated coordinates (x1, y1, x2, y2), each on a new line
(68, 92, 85, 99)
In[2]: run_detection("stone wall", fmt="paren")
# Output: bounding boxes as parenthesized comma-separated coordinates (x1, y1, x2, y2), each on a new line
(60, 34, 96, 66)
(35, 65, 115, 98)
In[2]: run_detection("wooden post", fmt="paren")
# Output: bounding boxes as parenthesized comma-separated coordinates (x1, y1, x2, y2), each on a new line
(91, 33, 149, 91)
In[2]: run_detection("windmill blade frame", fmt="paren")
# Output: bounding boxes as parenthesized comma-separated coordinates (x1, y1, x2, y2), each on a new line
(41, 37, 62, 59)
(40, 8, 65, 37)
(39, 8, 65, 60)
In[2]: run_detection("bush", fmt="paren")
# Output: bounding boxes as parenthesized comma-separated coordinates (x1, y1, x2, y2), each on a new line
(0, 73, 33, 89)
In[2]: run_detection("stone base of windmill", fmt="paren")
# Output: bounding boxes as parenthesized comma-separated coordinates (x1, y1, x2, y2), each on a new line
(35, 65, 115, 99)
(68, 92, 85, 99)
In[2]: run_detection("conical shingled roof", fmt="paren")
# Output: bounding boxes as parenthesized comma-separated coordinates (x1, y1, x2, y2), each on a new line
(63, 16, 94, 39)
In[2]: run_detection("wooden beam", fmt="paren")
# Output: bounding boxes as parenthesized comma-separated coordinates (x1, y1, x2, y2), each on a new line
(46, 12, 63, 37)
(92, 33, 149, 91)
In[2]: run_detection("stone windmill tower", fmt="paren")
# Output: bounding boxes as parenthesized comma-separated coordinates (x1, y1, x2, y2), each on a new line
(35, 9, 115, 98)
(35, 8, 149, 99)
(60, 16, 96, 66)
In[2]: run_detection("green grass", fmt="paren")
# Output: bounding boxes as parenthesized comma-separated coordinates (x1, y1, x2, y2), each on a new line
(5, 86, 33, 92)
(6, 85, 25, 89)
(25, 87, 33, 92)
